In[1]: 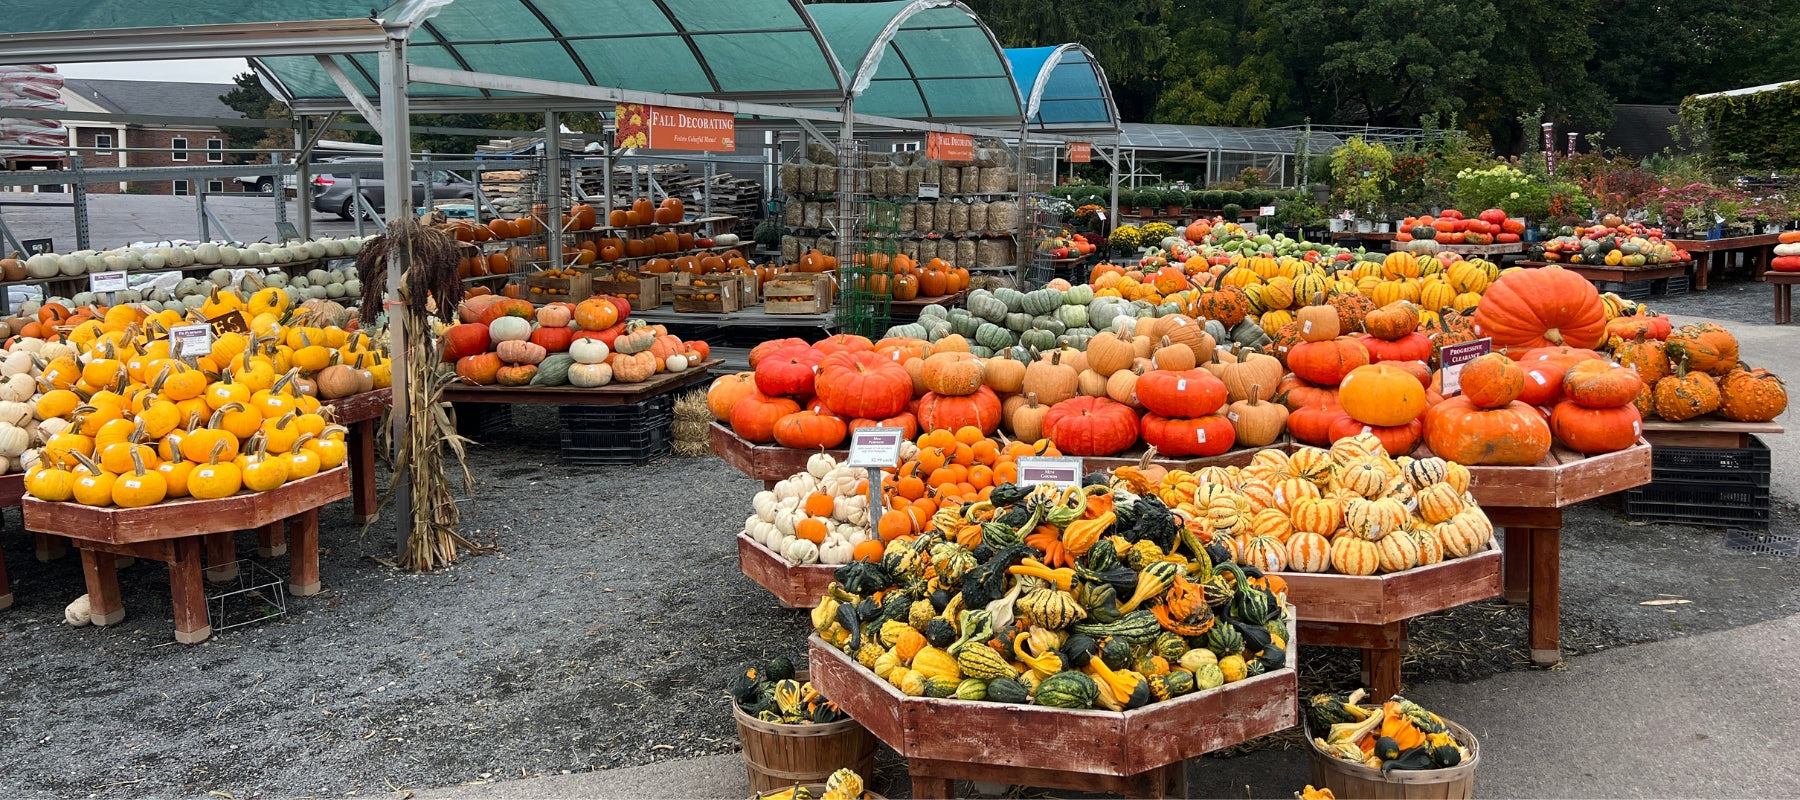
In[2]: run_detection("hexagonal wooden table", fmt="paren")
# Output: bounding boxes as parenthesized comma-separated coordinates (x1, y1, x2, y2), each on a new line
(1460, 440, 1653, 665)
(807, 615, 1298, 799)
(22, 467, 350, 644)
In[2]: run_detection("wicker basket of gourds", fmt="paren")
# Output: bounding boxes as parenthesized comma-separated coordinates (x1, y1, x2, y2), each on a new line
(1303, 691, 1480, 799)
(731, 663, 876, 794)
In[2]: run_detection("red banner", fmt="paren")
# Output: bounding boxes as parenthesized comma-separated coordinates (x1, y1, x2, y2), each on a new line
(1067, 142, 1091, 163)
(926, 131, 973, 161)
(615, 103, 735, 152)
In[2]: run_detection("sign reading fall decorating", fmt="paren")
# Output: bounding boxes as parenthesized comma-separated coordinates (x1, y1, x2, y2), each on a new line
(1067, 142, 1092, 163)
(926, 131, 974, 161)
(613, 103, 735, 152)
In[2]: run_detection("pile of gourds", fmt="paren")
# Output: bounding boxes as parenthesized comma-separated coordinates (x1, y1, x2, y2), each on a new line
(445, 294, 710, 388)
(1307, 689, 1470, 771)
(20, 299, 372, 508)
(755, 769, 867, 800)
(744, 452, 887, 566)
(725, 656, 846, 725)
(813, 457, 1295, 711)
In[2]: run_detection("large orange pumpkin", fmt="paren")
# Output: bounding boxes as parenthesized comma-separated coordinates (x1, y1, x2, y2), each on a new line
(772, 410, 848, 449)
(1422, 396, 1552, 465)
(916, 387, 1003, 434)
(1042, 396, 1140, 456)
(1473, 266, 1608, 356)
(1287, 337, 1370, 386)
(708, 372, 760, 421)
(454, 352, 503, 385)
(1338, 363, 1427, 427)
(1548, 401, 1641, 454)
(729, 392, 801, 443)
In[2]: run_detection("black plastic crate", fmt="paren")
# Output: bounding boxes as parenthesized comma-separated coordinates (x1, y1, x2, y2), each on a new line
(1657, 274, 1690, 297)
(1596, 280, 1652, 302)
(559, 423, 672, 465)
(1623, 482, 1770, 530)
(557, 395, 674, 428)
(452, 402, 512, 439)
(1650, 437, 1770, 487)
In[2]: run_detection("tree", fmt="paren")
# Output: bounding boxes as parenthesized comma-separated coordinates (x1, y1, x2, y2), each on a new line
(1272, 0, 1501, 126)
(218, 72, 285, 165)
(1150, 0, 1294, 127)
(1461, 0, 1610, 153)
(1588, 0, 1800, 103)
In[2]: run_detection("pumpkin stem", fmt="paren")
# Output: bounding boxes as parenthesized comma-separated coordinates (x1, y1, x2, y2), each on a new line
(129, 447, 148, 478)
(208, 439, 227, 466)
(1247, 384, 1263, 406)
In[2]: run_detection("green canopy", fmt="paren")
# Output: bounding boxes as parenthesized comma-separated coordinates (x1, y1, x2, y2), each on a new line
(807, 0, 1021, 126)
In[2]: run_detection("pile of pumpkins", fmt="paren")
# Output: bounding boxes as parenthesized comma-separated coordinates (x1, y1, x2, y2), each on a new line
(20, 298, 375, 508)
(742, 452, 884, 567)
(445, 294, 711, 388)
(3, 236, 368, 281)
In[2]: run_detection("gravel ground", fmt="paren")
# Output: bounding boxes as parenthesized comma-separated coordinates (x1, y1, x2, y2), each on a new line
(1641, 274, 1777, 325)
(2, 401, 1798, 800)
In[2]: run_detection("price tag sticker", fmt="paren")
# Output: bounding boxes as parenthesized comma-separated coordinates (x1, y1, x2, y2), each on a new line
(917, 182, 941, 200)
(1017, 456, 1084, 489)
(846, 427, 904, 468)
(90, 271, 129, 293)
(1438, 338, 1493, 396)
(169, 323, 213, 358)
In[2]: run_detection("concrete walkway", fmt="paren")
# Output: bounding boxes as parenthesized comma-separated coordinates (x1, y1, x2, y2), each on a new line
(405, 612, 1800, 799)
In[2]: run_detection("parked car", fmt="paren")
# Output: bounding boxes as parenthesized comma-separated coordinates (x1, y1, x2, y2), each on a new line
(309, 162, 475, 220)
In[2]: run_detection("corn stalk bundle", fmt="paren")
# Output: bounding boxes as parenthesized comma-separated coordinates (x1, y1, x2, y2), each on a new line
(356, 217, 486, 571)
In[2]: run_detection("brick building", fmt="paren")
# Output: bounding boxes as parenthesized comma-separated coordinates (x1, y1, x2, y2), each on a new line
(60, 79, 243, 196)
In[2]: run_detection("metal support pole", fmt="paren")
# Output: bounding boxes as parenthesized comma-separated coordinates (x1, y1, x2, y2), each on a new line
(272, 150, 287, 227)
(352, 173, 366, 238)
(601, 139, 613, 219)
(834, 101, 855, 273)
(703, 159, 714, 217)
(545, 110, 563, 269)
(295, 116, 313, 240)
(196, 182, 210, 241)
(378, 32, 412, 544)
(1108, 144, 1120, 224)
(70, 154, 90, 250)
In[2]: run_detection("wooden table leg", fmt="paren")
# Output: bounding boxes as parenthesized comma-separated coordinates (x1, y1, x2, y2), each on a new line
(1163, 760, 1188, 798)
(1360, 621, 1407, 699)
(254, 519, 287, 558)
(908, 764, 955, 800)
(1124, 767, 1171, 799)
(80, 548, 126, 625)
(203, 531, 239, 583)
(36, 532, 66, 562)
(288, 509, 321, 596)
(170, 537, 211, 644)
(0, 545, 12, 610)
(349, 419, 378, 524)
(1777, 283, 1791, 325)
(1695, 253, 1709, 291)
(1530, 526, 1562, 666)
(1502, 527, 1532, 604)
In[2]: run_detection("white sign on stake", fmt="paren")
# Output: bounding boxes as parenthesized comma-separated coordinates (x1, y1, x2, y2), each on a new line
(846, 427, 904, 469)
(917, 182, 941, 200)
(168, 323, 214, 358)
(1260, 206, 1277, 217)
(1016, 456, 1084, 489)
(1438, 338, 1493, 396)
(89, 271, 129, 293)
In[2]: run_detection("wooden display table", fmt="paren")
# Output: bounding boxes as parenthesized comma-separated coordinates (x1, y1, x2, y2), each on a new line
(22, 467, 351, 644)
(1517, 260, 1690, 287)
(1768, 273, 1800, 324)
(441, 359, 721, 406)
(888, 291, 965, 322)
(807, 617, 1297, 799)
(0, 473, 21, 609)
(737, 532, 836, 608)
(1667, 232, 1781, 290)
(1437, 242, 1525, 256)
(323, 389, 391, 525)
(1642, 417, 1783, 449)
(1283, 541, 1501, 699)
(1460, 441, 1652, 665)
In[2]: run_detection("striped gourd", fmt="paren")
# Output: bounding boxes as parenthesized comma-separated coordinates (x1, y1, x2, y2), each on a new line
(1250, 448, 1292, 477)
(1416, 482, 1464, 524)
(1382, 476, 1415, 505)
(1262, 277, 1295, 309)
(912, 646, 962, 682)
(1288, 446, 1335, 484)
(1443, 460, 1472, 494)
(1019, 587, 1086, 630)
(1206, 493, 1249, 534)
(1286, 531, 1333, 573)
(1410, 525, 1445, 566)
(1331, 431, 1387, 463)
(1196, 466, 1236, 486)
(1250, 507, 1293, 542)
(1275, 477, 1322, 514)
(1434, 511, 1490, 558)
(1293, 271, 1329, 301)
(1289, 496, 1344, 535)
(1400, 456, 1447, 488)
(1420, 280, 1456, 311)
(956, 644, 1020, 680)
(1344, 497, 1409, 541)
(1241, 533, 1287, 573)
(1330, 533, 1381, 576)
(1376, 529, 1421, 573)
(1260, 309, 1294, 337)
(1335, 458, 1389, 498)
(1238, 478, 1277, 513)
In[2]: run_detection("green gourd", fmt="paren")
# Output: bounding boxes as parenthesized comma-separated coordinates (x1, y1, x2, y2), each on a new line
(1034, 670, 1100, 709)
(984, 676, 1029, 704)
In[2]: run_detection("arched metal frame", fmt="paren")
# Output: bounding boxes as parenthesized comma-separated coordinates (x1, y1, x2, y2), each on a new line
(811, 0, 1024, 128)
(1010, 43, 1120, 137)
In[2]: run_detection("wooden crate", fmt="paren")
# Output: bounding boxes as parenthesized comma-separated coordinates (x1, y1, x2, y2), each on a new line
(593, 272, 663, 311)
(525, 267, 599, 303)
(734, 272, 760, 305)
(1282, 540, 1502, 627)
(807, 611, 1298, 781)
(737, 532, 837, 608)
(672, 273, 743, 314)
(763, 274, 835, 315)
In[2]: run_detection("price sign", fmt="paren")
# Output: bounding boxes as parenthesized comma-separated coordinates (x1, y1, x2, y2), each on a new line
(1067, 142, 1092, 163)
(846, 427, 904, 468)
(89, 271, 129, 293)
(1017, 456, 1084, 489)
(917, 182, 940, 200)
(21, 237, 53, 255)
(1438, 338, 1492, 396)
(168, 323, 213, 358)
(1260, 205, 1277, 217)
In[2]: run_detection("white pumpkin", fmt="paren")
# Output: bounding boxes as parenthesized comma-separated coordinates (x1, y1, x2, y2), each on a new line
(195, 243, 222, 264)
(830, 494, 868, 525)
(0, 351, 33, 377)
(57, 254, 84, 276)
(0, 423, 28, 458)
(0, 374, 33, 403)
(752, 490, 779, 522)
(664, 354, 689, 372)
(807, 452, 837, 479)
(36, 417, 70, 439)
(487, 315, 532, 343)
(38, 341, 76, 362)
(772, 507, 800, 538)
(0, 400, 31, 426)
(782, 537, 820, 565)
(25, 253, 60, 278)
(748, 517, 780, 547)
(713, 233, 741, 247)
(836, 522, 869, 546)
(568, 362, 613, 388)
(569, 338, 610, 365)
(818, 534, 854, 565)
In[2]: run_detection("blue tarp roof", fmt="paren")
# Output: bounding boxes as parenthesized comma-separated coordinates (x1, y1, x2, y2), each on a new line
(1006, 44, 1119, 136)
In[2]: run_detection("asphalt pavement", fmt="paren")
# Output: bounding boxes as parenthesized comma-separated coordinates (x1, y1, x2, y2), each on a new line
(0, 191, 363, 250)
